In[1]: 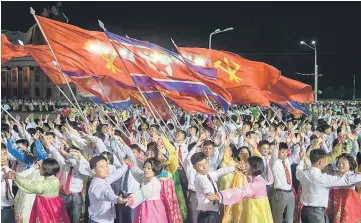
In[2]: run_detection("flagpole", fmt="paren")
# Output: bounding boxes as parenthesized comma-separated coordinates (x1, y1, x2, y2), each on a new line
(159, 91, 182, 128)
(95, 78, 132, 136)
(98, 20, 169, 137)
(257, 106, 271, 126)
(1, 106, 23, 130)
(86, 93, 129, 137)
(269, 105, 287, 126)
(203, 92, 229, 134)
(19, 40, 83, 117)
(29, 8, 84, 118)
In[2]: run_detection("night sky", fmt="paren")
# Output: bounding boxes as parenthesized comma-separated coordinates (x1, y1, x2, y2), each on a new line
(2, 1, 361, 99)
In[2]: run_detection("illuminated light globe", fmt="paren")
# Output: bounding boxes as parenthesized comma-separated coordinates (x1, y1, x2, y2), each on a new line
(194, 57, 207, 66)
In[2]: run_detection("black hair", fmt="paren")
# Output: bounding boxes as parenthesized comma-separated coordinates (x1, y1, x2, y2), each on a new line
(231, 115, 238, 123)
(310, 135, 318, 142)
(41, 158, 60, 177)
(179, 116, 186, 126)
(130, 144, 142, 153)
(279, 142, 289, 151)
(248, 156, 264, 176)
(245, 131, 255, 138)
(45, 132, 56, 138)
(167, 123, 174, 131)
(143, 157, 163, 176)
(138, 122, 149, 131)
(323, 125, 331, 132)
(150, 124, 160, 131)
(203, 140, 214, 148)
(258, 140, 270, 148)
(354, 118, 360, 126)
(16, 139, 29, 148)
(27, 128, 37, 136)
(236, 146, 251, 161)
(1, 143, 6, 150)
(190, 126, 199, 134)
(336, 153, 357, 171)
(204, 127, 214, 138)
(310, 149, 326, 164)
(100, 151, 114, 165)
(191, 152, 207, 166)
(147, 141, 157, 151)
(36, 127, 44, 134)
(89, 156, 108, 170)
(43, 123, 51, 130)
(337, 127, 343, 134)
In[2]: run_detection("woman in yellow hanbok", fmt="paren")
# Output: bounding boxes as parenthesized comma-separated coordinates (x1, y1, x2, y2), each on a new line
(221, 145, 252, 223)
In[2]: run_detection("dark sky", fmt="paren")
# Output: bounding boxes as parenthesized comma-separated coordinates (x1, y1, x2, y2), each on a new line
(2, 1, 361, 98)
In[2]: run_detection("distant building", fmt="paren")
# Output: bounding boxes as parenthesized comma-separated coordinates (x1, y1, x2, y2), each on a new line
(1, 55, 81, 100)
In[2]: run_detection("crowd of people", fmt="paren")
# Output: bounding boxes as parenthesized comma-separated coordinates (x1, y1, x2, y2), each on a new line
(1, 100, 361, 223)
(1, 99, 90, 113)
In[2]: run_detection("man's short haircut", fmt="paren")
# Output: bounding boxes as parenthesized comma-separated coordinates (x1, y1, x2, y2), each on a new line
(16, 139, 29, 148)
(203, 140, 214, 148)
(45, 132, 56, 138)
(258, 140, 270, 148)
(245, 131, 255, 138)
(310, 149, 326, 164)
(204, 127, 214, 138)
(191, 152, 207, 166)
(279, 142, 289, 151)
(89, 156, 108, 170)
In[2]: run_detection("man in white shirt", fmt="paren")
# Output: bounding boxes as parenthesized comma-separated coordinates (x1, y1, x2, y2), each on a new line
(296, 149, 361, 223)
(1, 143, 15, 223)
(270, 142, 300, 223)
(191, 152, 236, 223)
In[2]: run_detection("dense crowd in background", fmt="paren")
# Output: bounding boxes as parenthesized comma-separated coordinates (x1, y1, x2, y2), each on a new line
(1, 100, 361, 223)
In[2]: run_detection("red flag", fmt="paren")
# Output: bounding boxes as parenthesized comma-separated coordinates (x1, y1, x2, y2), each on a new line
(178, 47, 282, 106)
(1, 34, 29, 64)
(35, 15, 135, 89)
(266, 76, 314, 103)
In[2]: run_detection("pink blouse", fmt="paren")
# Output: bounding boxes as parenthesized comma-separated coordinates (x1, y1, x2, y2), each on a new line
(218, 175, 268, 205)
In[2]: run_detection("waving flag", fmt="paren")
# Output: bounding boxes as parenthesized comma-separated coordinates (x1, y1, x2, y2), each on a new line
(177, 47, 281, 106)
(267, 76, 314, 103)
(103, 30, 232, 110)
(1, 34, 29, 64)
(24, 44, 131, 109)
(34, 15, 135, 89)
(273, 100, 311, 116)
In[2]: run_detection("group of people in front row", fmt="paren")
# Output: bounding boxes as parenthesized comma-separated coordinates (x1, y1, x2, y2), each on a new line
(1, 102, 361, 223)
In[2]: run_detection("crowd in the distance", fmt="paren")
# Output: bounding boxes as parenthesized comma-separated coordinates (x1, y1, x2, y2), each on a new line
(1, 100, 361, 223)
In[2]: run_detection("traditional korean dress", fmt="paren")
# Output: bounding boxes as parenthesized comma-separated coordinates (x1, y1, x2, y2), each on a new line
(219, 147, 248, 223)
(14, 174, 70, 223)
(128, 165, 168, 223)
(157, 136, 185, 223)
(217, 175, 273, 223)
(326, 171, 361, 223)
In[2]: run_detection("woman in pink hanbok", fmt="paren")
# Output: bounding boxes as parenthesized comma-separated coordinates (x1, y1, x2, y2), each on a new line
(125, 158, 168, 223)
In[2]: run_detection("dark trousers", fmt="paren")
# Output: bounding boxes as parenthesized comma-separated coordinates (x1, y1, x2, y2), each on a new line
(186, 191, 199, 223)
(84, 178, 93, 223)
(1, 207, 15, 223)
(112, 181, 131, 223)
(301, 206, 329, 223)
(61, 192, 83, 223)
(198, 211, 220, 223)
(266, 185, 274, 201)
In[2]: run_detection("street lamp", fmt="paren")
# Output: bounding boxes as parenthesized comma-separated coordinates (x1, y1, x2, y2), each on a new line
(300, 40, 318, 102)
(209, 27, 234, 49)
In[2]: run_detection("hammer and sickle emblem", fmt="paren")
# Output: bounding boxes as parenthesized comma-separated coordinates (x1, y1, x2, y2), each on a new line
(101, 53, 121, 73)
(214, 57, 242, 83)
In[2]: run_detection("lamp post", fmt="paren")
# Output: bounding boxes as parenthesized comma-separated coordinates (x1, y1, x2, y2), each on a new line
(209, 27, 234, 49)
(300, 40, 318, 102)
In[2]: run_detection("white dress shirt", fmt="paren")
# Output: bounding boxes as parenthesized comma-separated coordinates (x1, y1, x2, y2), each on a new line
(194, 166, 235, 212)
(270, 144, 300, 191)
(296, 162, 361, 208)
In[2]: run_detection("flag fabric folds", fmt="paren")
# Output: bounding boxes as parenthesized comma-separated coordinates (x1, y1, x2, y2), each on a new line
(1, 34, 29, 64)
(103, 30, 232, 110)
(34, 15, 135, 89)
